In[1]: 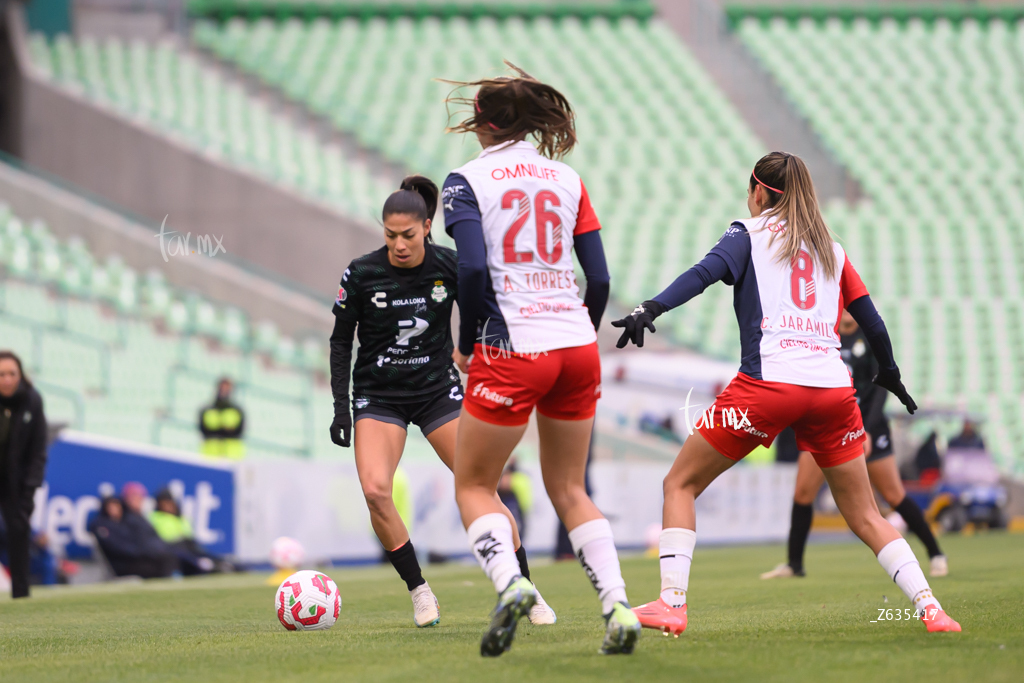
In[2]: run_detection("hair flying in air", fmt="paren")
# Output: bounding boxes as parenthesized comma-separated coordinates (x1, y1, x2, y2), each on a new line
(442, 61, 577, 160)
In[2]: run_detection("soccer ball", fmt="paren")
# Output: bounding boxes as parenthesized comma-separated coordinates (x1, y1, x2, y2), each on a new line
(275, 570, 341, 631)
(269, 536, 305, 569)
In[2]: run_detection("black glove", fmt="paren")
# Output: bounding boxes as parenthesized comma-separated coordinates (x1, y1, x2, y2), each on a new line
(873, 366, 917, 415)
(330, 408, 352, 447)
(611, 300, 666, 348)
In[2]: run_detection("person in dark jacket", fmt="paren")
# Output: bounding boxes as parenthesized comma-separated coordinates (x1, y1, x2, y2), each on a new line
(89, 495, 179, 579)
(0, 350, 48, 598)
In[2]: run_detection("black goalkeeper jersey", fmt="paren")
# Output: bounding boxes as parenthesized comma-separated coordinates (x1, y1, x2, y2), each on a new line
(331, 243, 461, 402)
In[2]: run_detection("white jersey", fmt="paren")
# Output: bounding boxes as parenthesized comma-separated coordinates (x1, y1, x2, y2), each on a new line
(716, 214, 868, 388)
(444, 141, 600, 354)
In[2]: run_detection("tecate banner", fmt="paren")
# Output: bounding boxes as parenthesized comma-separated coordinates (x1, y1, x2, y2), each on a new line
(34, 432, 235, 559)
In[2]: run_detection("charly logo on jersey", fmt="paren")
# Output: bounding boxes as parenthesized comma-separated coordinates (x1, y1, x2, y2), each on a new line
(431, 280, 448, 303)
(372, 292, 387, 308)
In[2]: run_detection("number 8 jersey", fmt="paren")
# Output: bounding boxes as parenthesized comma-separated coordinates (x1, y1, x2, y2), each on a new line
(443, 141, 600, 354)
(713, 213, 869, 388)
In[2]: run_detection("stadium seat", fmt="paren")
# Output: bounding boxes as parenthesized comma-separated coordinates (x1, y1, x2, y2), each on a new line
(0, 200, 336, 458)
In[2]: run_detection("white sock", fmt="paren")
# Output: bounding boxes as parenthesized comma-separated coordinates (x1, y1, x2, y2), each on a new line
(568, 517, 628, 613)
(659, 527, 696, 608)
(877, 538, 941, 615)
(467, 513, 522, 593)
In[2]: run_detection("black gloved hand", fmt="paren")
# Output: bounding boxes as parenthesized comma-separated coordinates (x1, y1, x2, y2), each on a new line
(330, 408, 352, 447)
(873, 366, 917, 415)
(611, 300, 666, 348)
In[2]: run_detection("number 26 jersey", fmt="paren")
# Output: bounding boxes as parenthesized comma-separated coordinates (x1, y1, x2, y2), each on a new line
(443, 140, 601, 354)
(332, 243, 460, 401)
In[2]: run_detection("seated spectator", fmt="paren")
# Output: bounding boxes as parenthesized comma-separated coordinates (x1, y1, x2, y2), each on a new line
(949, 419, 986, 450)
(89, 496, 178, 579)
(149, 489, 224, 573)
(121, 482, 213, 576)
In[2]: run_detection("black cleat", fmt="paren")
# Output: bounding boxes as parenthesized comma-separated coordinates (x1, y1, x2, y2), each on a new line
(480, 577, 537, 657)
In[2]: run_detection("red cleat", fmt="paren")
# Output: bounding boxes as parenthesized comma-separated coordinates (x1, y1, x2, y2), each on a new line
(632, 598, 687, 637)
(922, 609, 961, 632)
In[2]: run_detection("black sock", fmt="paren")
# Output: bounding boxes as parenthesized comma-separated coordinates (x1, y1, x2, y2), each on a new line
(385, 540, 426, 591)
(788, 502, 813, 572)
(515, 545, 530, 581)
(895, 496, 943, 558)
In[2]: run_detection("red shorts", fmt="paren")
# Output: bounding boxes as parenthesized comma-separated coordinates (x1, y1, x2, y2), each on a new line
(463, 342, 601, 426)
(696, 373, 867, 468)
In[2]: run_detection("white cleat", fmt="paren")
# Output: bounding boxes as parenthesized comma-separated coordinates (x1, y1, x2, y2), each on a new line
(528, 588, 557, 625)
(930, 555, 949, 577)
(760, 563, 805, 579)
(411, 582, 440, 627)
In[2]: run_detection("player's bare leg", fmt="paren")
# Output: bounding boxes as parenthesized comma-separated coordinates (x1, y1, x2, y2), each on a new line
(822, 454, 959, 631)
(535, 413, 637, 654)
(637, 432, 735, 636)
(354, 419, 438, 627)
(454, 412, 536, 655)
(866, 455, 947, 576)
(762, 450, 822, 579)
(354, 419, 409, 548)
(427, 419, 556, 623)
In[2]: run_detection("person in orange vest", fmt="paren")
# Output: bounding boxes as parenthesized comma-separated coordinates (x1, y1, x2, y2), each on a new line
(198, 378, 245, 459)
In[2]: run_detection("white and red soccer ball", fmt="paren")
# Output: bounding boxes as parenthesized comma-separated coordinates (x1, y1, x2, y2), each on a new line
(275, 570, 341, 631)
(269, 536, 305, 570)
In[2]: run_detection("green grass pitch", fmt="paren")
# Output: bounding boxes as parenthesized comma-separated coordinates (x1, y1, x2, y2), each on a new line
(2, 533, 1021, 682)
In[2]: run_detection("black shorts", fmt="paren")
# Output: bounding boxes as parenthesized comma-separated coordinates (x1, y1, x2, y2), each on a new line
(353, 384, 464, 436)
(865, 417, 894, 462)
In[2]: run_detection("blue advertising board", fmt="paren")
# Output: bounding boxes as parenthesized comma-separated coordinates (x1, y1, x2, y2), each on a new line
(35, 432, 235, 559)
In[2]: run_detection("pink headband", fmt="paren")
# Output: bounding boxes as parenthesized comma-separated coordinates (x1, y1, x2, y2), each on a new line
(752, 169, 783, 194)
(474, 92, 500, 131)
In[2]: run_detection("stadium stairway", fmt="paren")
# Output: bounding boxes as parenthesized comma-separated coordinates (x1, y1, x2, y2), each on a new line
(653, 0, 860, 203)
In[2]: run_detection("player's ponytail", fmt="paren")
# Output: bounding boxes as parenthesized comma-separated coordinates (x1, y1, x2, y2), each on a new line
(443, 61, 577, 159)
(751, 152, 838, 280)
(382, 175, 439, 242)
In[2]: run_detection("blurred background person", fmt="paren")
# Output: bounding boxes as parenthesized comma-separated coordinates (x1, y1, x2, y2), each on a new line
(199, 377, 246, 459)
(0, 350, 48, 598)
(497, 457, 534, 543)
(120, 482, 213, 576)
(150, 488, 227, 573)
(949, 419, 985, 450)
(89, 496, 178, 579)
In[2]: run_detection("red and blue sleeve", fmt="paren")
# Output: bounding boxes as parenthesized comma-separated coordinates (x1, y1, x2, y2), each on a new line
(842, 257, 897, 371)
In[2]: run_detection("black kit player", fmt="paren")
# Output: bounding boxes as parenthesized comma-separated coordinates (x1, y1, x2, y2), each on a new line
(762, 309, 947, 580)
(328, 176, 556, 628)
